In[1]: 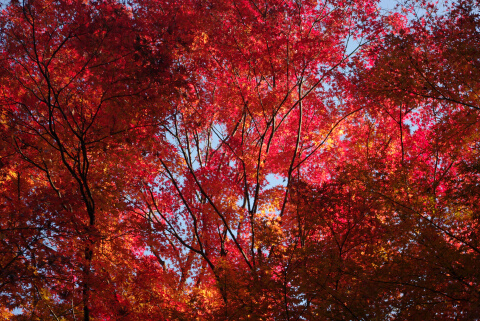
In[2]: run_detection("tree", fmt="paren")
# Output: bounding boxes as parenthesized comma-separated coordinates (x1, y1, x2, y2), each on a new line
(312, 0, 480, 318)
(0, 0, 182, 319)
(0, 0, 478, 320)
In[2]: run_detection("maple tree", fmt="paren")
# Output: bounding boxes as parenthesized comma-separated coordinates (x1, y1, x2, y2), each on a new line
(0, 0, 479, 320)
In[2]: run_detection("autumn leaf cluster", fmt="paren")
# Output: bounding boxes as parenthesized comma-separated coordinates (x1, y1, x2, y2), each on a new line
(0, 0, 479, 319)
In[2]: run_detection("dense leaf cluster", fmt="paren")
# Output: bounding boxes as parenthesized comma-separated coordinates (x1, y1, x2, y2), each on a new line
(0, 0, 479, 319)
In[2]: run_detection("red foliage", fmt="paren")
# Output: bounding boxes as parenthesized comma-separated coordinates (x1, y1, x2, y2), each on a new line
(0, 0, 479, 319)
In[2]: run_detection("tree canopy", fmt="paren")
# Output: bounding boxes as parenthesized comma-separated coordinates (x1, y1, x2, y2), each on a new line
(0, 0, 479, 319)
